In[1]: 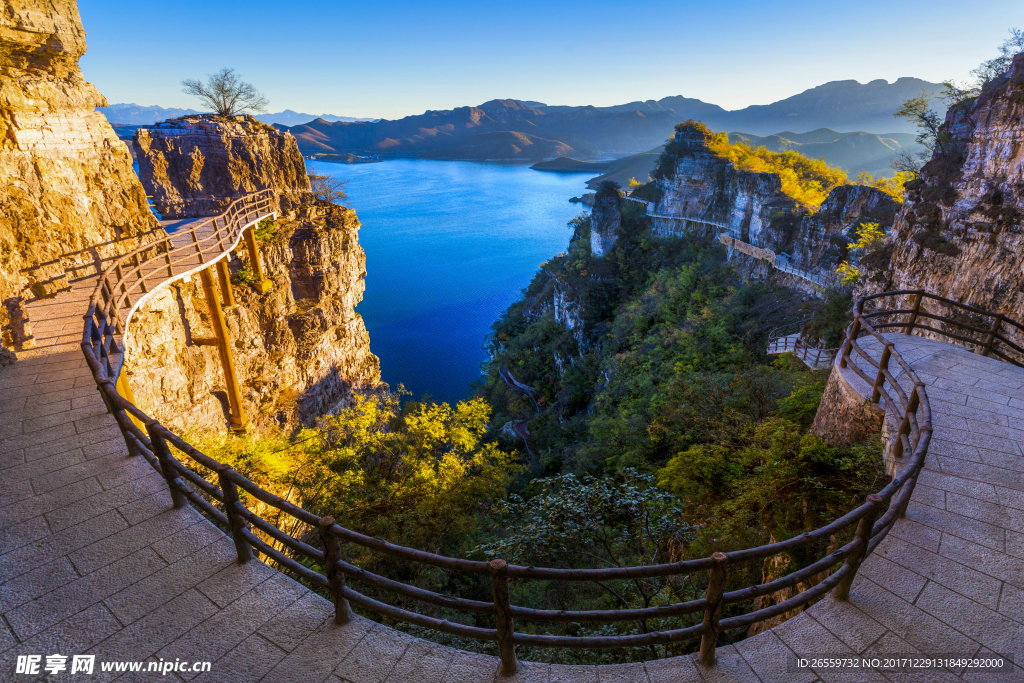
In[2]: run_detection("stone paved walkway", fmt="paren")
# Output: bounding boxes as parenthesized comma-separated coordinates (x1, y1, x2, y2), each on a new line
(2, 288, 1023, 682)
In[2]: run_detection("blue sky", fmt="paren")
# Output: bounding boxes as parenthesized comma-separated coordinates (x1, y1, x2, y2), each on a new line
(78, 0, 1021, 119)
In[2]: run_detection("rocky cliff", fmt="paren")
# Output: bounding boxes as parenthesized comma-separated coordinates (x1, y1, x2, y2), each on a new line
(0, 0, 157, 310)
(653, 123, 899, 284)
(134, 115, 311, 218)
(590, 184, 621, 256)
(858, 54, 1024, 328)
(126, 119, 379, 432)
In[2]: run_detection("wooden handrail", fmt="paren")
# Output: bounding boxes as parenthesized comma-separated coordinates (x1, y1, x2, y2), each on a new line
(83, 203, 988, 669)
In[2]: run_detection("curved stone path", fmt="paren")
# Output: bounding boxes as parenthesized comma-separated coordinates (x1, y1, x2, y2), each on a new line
(3, 284, 1023, 682)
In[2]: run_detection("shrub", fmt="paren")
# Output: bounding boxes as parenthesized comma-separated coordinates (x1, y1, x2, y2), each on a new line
(253, 218, 278, 242)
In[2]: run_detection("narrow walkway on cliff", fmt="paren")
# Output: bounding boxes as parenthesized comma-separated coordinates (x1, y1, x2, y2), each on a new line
(3, 254, 1024, 678)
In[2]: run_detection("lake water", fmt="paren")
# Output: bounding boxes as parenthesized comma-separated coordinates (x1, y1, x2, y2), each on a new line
(306, 159, 597, 406)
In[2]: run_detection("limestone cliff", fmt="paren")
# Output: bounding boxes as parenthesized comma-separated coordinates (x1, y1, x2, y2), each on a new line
(652, 123, 898, 282)
(0, 0, 157, 309)
(590, 184, 621, 256)
(134, 115, 311, 218)
(859, 54, 1024, 328)
(125, 200, 380, 432)
(126, 118, 379, 432)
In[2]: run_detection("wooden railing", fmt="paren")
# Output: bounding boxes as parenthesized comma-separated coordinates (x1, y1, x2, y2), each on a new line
(82, 190, 275, 380)
(767, 323, 838, 369)
(81, 204, 976, 676)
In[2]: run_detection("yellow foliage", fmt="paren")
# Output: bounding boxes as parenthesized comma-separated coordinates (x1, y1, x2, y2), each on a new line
(855, 171, 911, 203)
(834, 261, 860, 284)
(704, 133, 848, 210)
(834, 222, 885, 284)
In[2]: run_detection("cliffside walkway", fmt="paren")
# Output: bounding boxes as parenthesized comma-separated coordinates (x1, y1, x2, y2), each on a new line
(3, 238, 1023, 683)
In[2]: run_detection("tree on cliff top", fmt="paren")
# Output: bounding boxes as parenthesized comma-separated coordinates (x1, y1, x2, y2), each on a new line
(181, 68, 268, 116)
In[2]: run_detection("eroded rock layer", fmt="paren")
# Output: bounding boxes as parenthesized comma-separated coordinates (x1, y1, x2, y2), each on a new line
(134, 116, 312, 218)
(126, 201, 380, 432)
(859, 54, 1024, 328)
(0, 0, 157, 307)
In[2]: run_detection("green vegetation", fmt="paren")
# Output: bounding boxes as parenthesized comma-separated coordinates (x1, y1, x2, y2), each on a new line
(232, 267, 259, 287)
(192, 191, 878, 663)
(253, 218, 278, 242)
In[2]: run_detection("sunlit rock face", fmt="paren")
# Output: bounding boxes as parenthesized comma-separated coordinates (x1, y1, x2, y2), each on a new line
(0, 0, 157, 307)
(860, 54, 1024, 332)
(654, 122, 899, 290)
(128, 121, 379, 432)
(134, 116, 311, 218)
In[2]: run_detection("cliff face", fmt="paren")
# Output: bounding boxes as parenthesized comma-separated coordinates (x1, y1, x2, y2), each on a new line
(0, 0, 157, 308)
(652, 125, 798, 246)
(127, 118, 379, 432)
(134, 116, 312, 218)
(859, 54, 1024, 324)
(126, 201, 380, 432)
(590, 190, 621, 256)
(654, 123, 898, 281)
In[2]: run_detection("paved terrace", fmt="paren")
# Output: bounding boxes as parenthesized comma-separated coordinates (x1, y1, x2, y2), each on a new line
(2, 287, 1024, 681)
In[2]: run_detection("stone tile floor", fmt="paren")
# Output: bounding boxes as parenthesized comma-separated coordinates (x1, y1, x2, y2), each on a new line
(2, 287, 1022, 682)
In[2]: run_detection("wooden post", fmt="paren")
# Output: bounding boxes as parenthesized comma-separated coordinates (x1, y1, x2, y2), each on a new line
(839, 316, 861, 369)
(243, 226, 273, 294)
(904, 293, 923, 335)
(871, 343, 893, 404)
(163, 240, 173, 277)
(490, 559, 519, 677)
(215, 259, 236, 308)
(214, 464, 253, 563)
(832, 494, 882, 600)
(699, 552, 728, 667)
(318, 517, 353, 624)
(898, 474, 919, 519)
(982, 314, 1004, 357)
(145, 419, 187, 509)
(198, 267, 248, 433)
(892, 383, 922, 460)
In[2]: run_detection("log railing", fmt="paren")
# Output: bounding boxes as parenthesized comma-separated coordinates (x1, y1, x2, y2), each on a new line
(767, 323, 838, 369)
(83, 203, 989, 675)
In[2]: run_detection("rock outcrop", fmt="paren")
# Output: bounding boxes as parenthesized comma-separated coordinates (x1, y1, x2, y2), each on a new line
(134, 115, 311, 218)
(859, 54, 1024, 329)
(652, 123, 899, 284)
(590, 184, 621, 256)
(126, 119, 379, 432)
(125, 201, 380, 432)
(0, 0, 157, 311)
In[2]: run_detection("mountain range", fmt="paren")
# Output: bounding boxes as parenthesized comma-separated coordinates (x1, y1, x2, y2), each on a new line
(284, 78, 943, 162)
(97, 103, 376, 126)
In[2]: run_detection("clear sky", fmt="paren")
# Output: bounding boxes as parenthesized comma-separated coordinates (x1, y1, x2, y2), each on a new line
(78, 0, 1021, 119)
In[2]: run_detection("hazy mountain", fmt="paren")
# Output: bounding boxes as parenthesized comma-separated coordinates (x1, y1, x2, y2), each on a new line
(97, 103, 200, 125)
(289, 78, 943, 161)
(98, 104, 375, 127)
(253, 110, 378, 126)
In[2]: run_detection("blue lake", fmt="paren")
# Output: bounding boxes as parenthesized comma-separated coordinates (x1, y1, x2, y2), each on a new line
(306, 159, 597, 406)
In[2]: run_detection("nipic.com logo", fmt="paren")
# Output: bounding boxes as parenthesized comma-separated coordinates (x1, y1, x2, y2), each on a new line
(14, 654, 212, 675)
(16, 654, 94, 675)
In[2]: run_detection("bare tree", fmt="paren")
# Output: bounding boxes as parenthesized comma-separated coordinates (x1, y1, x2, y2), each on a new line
(181, 68, 268, 116)
(309, 174, 348, 205)
(971, 28, 1024, 86)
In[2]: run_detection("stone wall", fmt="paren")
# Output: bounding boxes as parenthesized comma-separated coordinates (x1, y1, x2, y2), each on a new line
(0, 0, 157, 311)
(134, 116, 312, 218)
(125, 201, 380, 432)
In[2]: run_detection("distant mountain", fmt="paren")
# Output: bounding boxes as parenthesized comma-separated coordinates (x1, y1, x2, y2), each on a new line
(253, 110, 378, 126)
(98, 104, 376, 127)
(97, 103, 200, 125)
(288, 78, 943, 161)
